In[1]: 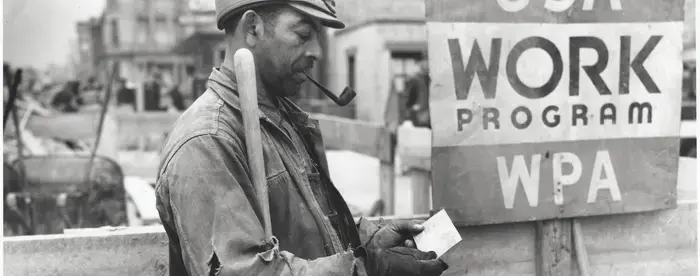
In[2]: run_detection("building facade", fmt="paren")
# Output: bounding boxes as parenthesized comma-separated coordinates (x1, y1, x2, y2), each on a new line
(78, 0, 194, 86)
(75, 20, 96, 78)
(81, 0, 694, 120)
(326, 0, 427, 122)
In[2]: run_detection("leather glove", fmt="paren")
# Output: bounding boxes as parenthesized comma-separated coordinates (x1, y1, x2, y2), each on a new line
(359, 246, 448, 276)
(356, 220, 449, 276)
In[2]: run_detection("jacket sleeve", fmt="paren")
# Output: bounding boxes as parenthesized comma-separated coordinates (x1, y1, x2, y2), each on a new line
(356, 218, 381, 245)
(161, 134, 368, 276)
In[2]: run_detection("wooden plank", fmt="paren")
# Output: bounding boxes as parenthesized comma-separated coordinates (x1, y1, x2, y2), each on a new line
(435, 137, 680, 226)
(26, 112, 101, 140)
(677, 157, 697, 203)
(396, 124, 432, 171)
(379, 162, 396, 215)
(680, 120, 696, 138)
(535, 220, 574, 276)
(410, 169, 431, 214)
(115, 111, 180, 137)
(27, 110, 393, 160)
(312, 113, 391, 161)
(572, 219, 591, 276)
(113, 111, 393, 160)
(404, 124, 696, 171)
(24, 111, 177, 143)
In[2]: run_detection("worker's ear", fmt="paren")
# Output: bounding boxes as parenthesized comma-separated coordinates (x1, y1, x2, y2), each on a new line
(240, 10, 266, 47)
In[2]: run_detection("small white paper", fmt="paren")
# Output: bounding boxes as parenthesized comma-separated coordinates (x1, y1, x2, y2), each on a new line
(413, 209, 462, 257)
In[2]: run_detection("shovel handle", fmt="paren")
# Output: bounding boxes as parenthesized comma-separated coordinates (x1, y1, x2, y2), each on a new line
(234, 48, 272, 238)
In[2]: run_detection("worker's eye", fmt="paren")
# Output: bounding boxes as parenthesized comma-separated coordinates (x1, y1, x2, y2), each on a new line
(296, 31, 311, 41)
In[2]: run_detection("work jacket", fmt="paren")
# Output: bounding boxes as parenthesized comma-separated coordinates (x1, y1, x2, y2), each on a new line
(155, 68, 377, 276)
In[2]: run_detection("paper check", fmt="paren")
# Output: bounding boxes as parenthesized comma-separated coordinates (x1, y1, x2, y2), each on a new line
(413, 209, 462, 257)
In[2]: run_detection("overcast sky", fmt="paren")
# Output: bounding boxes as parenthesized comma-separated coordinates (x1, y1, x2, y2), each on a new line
(3, 0, 106, 69)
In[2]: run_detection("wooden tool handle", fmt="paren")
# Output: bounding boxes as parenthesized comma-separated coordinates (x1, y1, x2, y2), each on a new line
(234, 48, 272, 238)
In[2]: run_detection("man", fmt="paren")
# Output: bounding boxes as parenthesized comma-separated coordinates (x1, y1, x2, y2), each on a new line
(115, 78, 137, 110)
(404, 56, 430, 128)
(51, 81, 81, 112)
(155, 0, 449, 276)
(144, 72, 163, 111)
(178, 66, 197, 108)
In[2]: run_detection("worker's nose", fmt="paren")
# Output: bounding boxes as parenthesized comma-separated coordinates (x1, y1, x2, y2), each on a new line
(307, 35, 323, 61)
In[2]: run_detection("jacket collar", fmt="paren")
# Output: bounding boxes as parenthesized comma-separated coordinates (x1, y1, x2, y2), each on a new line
(207, 67, 315, 129)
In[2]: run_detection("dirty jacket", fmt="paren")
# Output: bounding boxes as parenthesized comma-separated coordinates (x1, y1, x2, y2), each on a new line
(155, 68, 376, 276)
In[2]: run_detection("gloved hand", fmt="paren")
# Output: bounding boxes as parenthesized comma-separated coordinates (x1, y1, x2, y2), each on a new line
(361, 246, 447, 276)
(357, 220, 449, 276)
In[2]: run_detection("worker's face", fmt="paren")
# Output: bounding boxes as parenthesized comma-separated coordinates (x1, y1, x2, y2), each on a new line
(255, 7, 323, 97)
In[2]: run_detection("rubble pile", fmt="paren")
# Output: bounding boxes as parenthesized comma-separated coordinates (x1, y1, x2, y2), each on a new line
(3, 91, 94, 165)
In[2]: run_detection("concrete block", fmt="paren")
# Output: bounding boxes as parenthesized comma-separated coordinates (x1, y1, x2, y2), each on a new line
(3, 227, 168, 276)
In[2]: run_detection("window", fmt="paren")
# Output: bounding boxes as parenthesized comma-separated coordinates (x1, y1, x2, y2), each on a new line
(154, 17, 172, 46)
(347, 54, 356, 88)
(136, 0, 147, 12)
(112, 61, 121, 78)
(390, 51, 422, 78)
(154, 0, 173, 13)
(136, 17, 149, 45)
(107, 0, 119, 10)
(111, 19, 120, 47)
(186, 65, 195, 76)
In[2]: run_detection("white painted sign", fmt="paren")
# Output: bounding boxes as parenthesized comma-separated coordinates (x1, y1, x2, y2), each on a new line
(427, 0, 684, 225)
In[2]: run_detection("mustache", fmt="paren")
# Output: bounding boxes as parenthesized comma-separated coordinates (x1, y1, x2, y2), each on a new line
(294, 59, 315, 73)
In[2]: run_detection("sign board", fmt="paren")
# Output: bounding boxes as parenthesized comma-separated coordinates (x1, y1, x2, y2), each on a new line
(427, 0, 685, 225)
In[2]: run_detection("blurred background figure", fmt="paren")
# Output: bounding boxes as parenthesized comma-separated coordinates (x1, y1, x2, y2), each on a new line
(143, 72, 163, 111)
(4, 63, 13, 104)
(80, 76, 103, 108)
(164, 71, 185, 112)
(116, 78, 137, 111)
(51, 81, 81, 112)
(403, 53, 431, 128)
(178, 66, 196, 109)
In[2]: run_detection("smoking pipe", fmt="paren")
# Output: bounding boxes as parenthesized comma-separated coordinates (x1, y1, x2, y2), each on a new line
(303, 72, 356, 106)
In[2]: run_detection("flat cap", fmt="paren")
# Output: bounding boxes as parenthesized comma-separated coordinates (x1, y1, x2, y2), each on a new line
(215, 0, 345, 30)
